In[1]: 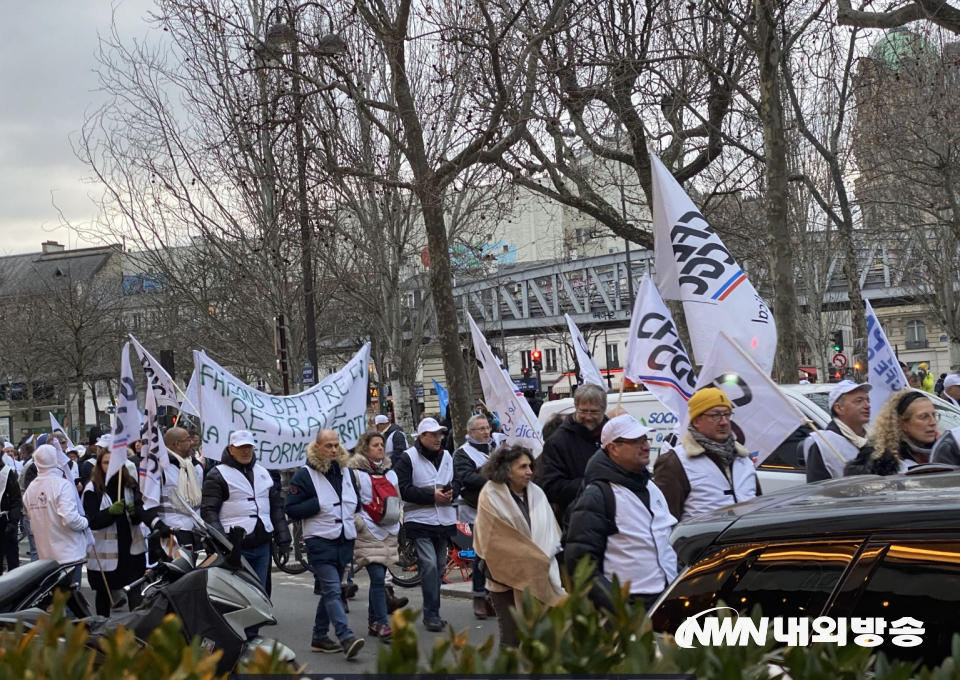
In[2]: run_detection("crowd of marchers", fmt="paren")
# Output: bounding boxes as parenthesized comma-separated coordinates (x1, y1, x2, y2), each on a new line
(2, 374, 960, 659)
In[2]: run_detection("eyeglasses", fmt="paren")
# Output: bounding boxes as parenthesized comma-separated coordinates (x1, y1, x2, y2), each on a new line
(468, 427, 491, 433)
(908, 411, 940, 424)
(699, 411, 733, 423)
(576, 408, 604, 416)
(614, 437, 649, 446)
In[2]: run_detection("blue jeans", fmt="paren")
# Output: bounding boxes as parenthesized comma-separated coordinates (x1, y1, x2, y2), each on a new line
(366, 563, 387, 627)
(306, 537, 354, 642)
(242, 542, 271, 590)
(23, 514, 38, 562)
(414, 536, 448, 622)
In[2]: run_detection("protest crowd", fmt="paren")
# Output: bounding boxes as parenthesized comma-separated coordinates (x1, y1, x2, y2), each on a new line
(3, 152, 960, 668)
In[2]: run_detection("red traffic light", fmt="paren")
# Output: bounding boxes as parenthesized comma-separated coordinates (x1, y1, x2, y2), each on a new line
(531, 350, 541, 360)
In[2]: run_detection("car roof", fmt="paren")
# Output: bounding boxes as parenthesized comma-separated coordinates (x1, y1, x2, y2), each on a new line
(673, 470, 960, 561)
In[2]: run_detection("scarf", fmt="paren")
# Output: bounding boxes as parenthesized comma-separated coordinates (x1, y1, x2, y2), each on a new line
(689, 425, 737, 469)
(169, 452, 202, 507)
(834, 418, 870, 449)
(902, 436, 933, 464)
(473, 481, 566, 608)
(465, 435, 491, 454)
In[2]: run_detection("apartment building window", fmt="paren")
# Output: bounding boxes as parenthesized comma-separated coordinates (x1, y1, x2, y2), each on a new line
(906, 320, 928, 349)
(606, 343, 620, 369)
(545, 348, 558, 373)
(520, 350, 532, 370)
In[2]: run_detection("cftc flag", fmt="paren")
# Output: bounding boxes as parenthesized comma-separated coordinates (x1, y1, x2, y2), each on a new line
(564, 314, 607, 389)
(107, 342, 141, 485)
(624, 275, 698, 424)
(468, 314, 543, 457)
(432, 379, 450, 419)
(130, 334, 179, 409)
(688, 332, 805, 465)
(650, 152, 777, 374)
(140, 385, 171, 509)
(865, 300, 907, 422)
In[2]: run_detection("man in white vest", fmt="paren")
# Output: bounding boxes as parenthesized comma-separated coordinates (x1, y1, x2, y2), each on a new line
(803, 380, 873, 482)
(22, 445, 90, 582)
(142, 427, 204, 556)
(200, 430, 290, 589)
(941, 374, 960, 407)
(285, 429, 364, 659)
(565, 414, 678, 612)
(394, 417, 460, 632)
(654, 387, 760, 522)
(453, 414, 496, 620)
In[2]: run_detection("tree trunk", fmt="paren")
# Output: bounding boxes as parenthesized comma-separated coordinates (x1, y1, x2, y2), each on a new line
(390, 375, 415, 434)
(756, 0, 799, 381)
(75, 374, 87, 433)
(419, 187, 471, 443)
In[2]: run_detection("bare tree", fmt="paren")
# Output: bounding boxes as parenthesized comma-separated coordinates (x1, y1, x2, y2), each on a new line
(836, 0, 960, 36)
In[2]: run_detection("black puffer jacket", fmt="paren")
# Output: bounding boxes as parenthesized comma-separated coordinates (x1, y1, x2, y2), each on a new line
(538, 414, 607, 520)
(844, 441, 927, 477)
(564, 450, 656, 613)
(453, 441, 491, 508)
(200, 447, 291, 550)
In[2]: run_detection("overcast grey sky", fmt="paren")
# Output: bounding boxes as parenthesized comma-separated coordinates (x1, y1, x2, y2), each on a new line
(0, 0, 153, 255)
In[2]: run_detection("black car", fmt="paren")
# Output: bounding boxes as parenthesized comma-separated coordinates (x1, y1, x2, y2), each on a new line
(649, 467, 960, 667)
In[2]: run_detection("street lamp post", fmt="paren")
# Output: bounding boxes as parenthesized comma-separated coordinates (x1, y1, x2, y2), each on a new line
(265, 3, 346, 388)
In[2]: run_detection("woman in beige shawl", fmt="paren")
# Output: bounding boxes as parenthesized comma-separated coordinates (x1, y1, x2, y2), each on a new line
(474, 444, 565, 649)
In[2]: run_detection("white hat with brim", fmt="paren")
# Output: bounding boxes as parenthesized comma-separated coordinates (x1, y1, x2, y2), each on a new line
(944, 375, 960, 389)
(96, 434, 113, 449)
(417, 417, 447, 436)
(601, 414, 654, 448)
(828, 380, 873, 411)
(229, 430, 256, 447)
(374, 415, 390, 425)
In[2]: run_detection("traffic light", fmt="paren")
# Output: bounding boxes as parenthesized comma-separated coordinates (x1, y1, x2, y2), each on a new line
(531, 350, 543, 371)
(830, 330, 844, 353)
(521, 366, 531, 379)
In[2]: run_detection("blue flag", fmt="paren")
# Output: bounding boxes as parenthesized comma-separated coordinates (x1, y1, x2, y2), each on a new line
(433, 379, 449, 419)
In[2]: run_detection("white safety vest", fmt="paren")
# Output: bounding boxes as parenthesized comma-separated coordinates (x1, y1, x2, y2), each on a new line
(302, 465, 358, 541)
(455, 442, 489, 525)
(384, 426, 405, 455)
(603, 483, 678, 595)
(402, 446, 457, 526)
(160, 462, 202, 531)
(217, 464, 275, 536)
(803, 429, 861, 479)
(85, 482, 148, 572)
(674, 444, 757, 521)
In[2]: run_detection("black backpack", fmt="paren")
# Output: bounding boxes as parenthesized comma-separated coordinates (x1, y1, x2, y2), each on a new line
(560, 479, 617, 549)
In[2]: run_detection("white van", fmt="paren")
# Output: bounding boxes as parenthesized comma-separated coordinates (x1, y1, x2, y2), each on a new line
(537, 388, 831, 494)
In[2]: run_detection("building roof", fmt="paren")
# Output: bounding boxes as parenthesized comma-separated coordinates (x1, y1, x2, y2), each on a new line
(867, 28, 939, 72)
(0, 246, 119, 298)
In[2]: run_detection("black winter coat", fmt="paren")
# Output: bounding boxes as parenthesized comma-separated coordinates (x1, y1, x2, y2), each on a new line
(844, 441, 926, 477)
(563, 450, 660, 613)
(932, 431, 960, 466)
(0, 461, 23, 527)
(82, 478, 147, 588)
(200, 448, 290, 550)
(452, 442, 491, 508)
(538, 414, 607, 520)
(395, 440, 461, 539)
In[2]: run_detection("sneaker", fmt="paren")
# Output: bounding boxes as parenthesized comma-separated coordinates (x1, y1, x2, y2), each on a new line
(368, 622, 392, 642)
(423, 618, 447, 632)
(310, 636, 341, 653)
(342, 636, 364, 660)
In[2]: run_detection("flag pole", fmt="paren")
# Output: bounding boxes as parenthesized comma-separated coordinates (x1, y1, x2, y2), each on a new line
(615, 376, 627, 411)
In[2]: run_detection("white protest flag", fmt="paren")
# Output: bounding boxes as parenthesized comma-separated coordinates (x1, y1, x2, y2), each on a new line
(49, 412, 75, 450)
(180, 365, 201, 417)
(624, 275, 698, 422)
(194, 344, 370, 469)
(140, 385, 170, 510)
(564, 314, 607, 389)
(129, 334, 180, 409)
(689, 332, 805, 465)
(108, 342, 141, 484)
(650, 152, 777, 374)
(865, 300, 907, 422)
(468, 314, 543, 457)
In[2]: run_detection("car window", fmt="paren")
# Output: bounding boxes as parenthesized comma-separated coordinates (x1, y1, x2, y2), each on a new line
(760, 425, 813, 471)
(804, 391, 831, 416)
(651, 541, 859, 633)
(846, 541, 960, 665)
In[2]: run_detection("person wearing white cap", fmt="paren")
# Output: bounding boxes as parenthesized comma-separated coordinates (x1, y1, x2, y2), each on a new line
(1, 442, 16, 472)
(374, 414, 409, 467)
(394, 416, 459, 632)
(941, 374, 960, 408)
(564, 414, 678, 612)
(0, 445, 23, 575)
(200, 430, 290, 591)
(803, 380, 873, 483)
(22, 445, 90, 579)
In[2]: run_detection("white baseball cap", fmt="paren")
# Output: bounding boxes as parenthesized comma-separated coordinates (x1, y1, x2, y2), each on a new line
(601, 414, 654, 448)
(417, 417, 447, 436)
(944, 374, 960, 389)
(2, 443, 13, 452)
(96, 434, 113, 449)
(229, 430, 256, 447)
(828, 380, 873, 410)
(374, 415, 390, 425)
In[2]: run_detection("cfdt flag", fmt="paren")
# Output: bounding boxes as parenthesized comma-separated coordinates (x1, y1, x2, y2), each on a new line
(650, 152, 776, 374)
(468, 314, 543, 457)
(689, 332, 805, 465)
(564, 314, 607, 388)
(865, 300, 907, 422)
(624, 275, 697, 423)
